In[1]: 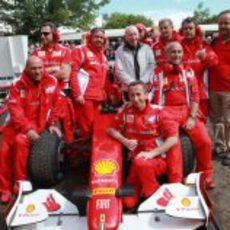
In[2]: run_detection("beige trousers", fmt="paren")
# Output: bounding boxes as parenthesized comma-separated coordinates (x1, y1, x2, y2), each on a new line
(209, 91, 230, 153)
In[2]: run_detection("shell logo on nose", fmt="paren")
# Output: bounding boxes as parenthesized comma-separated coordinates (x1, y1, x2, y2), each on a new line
(94, 160, 117, 176)
(181, 198, 191, 207)
(26, 204, 36, 213)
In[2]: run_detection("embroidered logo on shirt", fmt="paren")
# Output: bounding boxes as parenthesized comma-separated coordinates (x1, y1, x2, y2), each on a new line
(38, 51, 46, 57)
(20, 89, 25, 98)
(185, 69, 194, 79)
(155, 49, 161, 56)
(87, 51, 94, 57)
(164, 78, 168, 85)
(53, 51, 62, 57)
(126, 114, 134, 123)
(45, 86, 55, 94)
(146, 116, 157, 124)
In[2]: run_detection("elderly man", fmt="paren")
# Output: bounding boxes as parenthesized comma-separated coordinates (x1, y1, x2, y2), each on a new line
(209, 10, 230, 165)
(152, 18, 182, 66)
(70, 28, 109, 138)
(115, 25, 155, 95)
(152, 41, 214, 189)
(0, 56, 61, 203)
(108, 81, 182, 209)
(180, 17, 218, 122)
(33, 22, 74, 142)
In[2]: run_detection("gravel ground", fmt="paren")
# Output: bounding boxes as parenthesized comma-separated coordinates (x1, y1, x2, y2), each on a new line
(210, 159, 230, 230)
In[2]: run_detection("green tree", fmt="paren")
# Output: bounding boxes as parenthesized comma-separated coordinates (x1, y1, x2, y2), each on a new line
(104, 13, 153, 29)
(0, 0, 110, 41)
(193, 2, 217, 24)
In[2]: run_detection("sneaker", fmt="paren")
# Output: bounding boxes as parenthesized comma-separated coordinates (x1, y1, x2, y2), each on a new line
(0, 192, 12, 204)
(206, 181, 215, 190)
(222, 153, 230, 166)
(212, 150, 226, 159)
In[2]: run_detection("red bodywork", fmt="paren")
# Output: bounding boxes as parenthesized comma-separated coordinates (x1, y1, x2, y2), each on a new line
(88, 113, 123, 230)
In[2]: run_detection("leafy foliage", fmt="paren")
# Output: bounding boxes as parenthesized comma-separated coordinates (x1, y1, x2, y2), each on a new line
(104, 13, 153, 29)
(193, 2, 218, 24)
(0, 0, 110, 41)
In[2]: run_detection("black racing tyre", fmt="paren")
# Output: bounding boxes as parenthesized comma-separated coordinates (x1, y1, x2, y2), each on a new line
(180, 133, 195, 177)
(0, 204, 7, 230)
(28, 129, 63, 187)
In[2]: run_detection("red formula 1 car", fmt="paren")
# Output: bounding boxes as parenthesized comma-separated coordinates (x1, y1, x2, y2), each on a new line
(2, 108, 222, 230)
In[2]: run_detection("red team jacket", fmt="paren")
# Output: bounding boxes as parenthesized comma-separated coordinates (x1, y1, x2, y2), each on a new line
(70, 43, 109, 101)
(6, 71, 59, 134)
(33, 44, 71, 89)
(181, 37, 218, 100)
(152, 65, 199, 106)
(209, 37, 230, 92)
(152, 32, 182, 66)
(112, 102, 177, 156)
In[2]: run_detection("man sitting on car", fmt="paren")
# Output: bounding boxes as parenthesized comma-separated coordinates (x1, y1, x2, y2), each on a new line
(0, 56, 61, 203)
(108, 81, 182, 209)
(152, 41, 214, 189)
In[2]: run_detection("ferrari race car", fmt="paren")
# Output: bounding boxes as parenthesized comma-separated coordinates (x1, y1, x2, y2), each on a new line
(2, 110, 222, 230)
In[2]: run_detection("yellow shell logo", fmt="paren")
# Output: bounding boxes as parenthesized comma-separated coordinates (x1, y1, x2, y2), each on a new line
(26, 204, 36, 213)
(94, 160, 117, 175)
(181, 198, 191, 207)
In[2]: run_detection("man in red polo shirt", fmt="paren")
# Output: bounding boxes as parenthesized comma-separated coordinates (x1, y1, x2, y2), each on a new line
(33, 22, 74, 142)
(108, 81, 182, 209)
(152, 41, 214, 188)
(180, 17, 218, 123)
(152, 18, 182, 67)
(0, 56, 61, 203)
(70, 28, 109, 138)
(209, 10, 230, 165)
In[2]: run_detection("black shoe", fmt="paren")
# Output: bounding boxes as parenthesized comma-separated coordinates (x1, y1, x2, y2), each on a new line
(212, 150, 226, 159)
(222, 153, 230, 166)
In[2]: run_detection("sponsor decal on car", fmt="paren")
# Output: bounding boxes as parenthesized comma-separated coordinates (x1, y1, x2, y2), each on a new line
(96, 199, 111, 210)
(181, 197, 191, 207)
(94, 159, 118, 176)
(92, 187, 116, 195)
(157, 188, 174, 207)
(26, 204, 36, 213)
(43, 194, 61, 213)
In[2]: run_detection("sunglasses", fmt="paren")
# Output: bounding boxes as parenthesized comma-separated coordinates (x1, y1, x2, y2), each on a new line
(40, 32, 51, 36)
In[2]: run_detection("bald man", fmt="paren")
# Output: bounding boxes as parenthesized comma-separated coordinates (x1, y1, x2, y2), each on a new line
(115, 25, 155, 95)
(152, 42, 214, 189)
(0, 56, 61, 203)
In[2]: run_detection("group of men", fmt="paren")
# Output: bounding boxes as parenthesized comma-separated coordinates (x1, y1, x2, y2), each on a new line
(0, 10, 229, 208)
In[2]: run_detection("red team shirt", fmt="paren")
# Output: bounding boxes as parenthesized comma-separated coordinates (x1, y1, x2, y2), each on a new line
(209, 38, 230, 92)
(33, 44, 71, 89)
(152, 66, 199, 106)
(112, 102, 177, 156)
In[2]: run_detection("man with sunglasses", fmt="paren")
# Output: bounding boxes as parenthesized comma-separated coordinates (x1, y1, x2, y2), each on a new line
(70, 28, 109, 138)
(33, 22, 74, 142)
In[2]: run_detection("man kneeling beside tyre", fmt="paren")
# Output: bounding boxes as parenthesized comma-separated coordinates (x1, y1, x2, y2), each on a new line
(0, 56, 61, 203)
